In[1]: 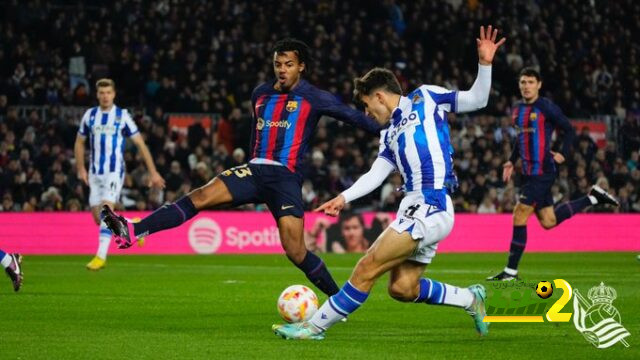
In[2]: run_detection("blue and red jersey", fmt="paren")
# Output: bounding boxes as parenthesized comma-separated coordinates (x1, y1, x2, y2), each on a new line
(250, 79, 379, 173)
(509, 97, 575, 176)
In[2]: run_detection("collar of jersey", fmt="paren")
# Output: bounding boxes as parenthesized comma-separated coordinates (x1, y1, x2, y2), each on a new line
(390, 96, 413, 127)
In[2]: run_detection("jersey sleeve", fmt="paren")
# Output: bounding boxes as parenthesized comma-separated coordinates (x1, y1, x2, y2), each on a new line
(314, 89, 380, 133)
(423, 85, 457, 112)
(122, 110, 140, 137)
(377, 129, 396, 168)
(77, 109, 91, 137)
(546, 100, 575, 157)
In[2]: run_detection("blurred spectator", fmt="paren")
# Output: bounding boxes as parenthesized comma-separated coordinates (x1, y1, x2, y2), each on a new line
(0, 0, 638, 214)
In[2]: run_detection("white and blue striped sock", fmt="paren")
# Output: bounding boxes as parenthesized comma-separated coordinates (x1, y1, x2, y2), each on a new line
(310, 281, 369, 332)
(96, 221, 112, 260)
(414, 278, 473, 308)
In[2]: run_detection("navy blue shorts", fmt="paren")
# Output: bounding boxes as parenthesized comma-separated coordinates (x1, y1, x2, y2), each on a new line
(518, 174, 555, 209)
(218, 163, 304, 219)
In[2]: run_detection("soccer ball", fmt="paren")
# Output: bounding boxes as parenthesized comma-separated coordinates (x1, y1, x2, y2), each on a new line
(277, 285, 319, 323)
(536, 281, 553, 299)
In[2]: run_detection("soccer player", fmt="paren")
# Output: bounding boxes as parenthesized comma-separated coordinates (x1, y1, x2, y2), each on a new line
(272, 26, 505, 340)
(75, 79, 165, 271)
(101, 39, 380, 297)
(487, 68, 619, 281)
(0, 250, 22, 292)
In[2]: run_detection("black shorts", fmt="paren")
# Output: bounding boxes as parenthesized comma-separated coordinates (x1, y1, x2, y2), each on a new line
(519, 174, 555, 209)
(218, 163, 304, 219)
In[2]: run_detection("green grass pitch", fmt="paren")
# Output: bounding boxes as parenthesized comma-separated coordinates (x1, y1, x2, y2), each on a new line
(1, 253, 638, 359)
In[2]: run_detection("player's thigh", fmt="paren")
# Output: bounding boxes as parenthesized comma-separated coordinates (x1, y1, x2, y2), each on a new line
(535, 206, 557, 229)
(388, 260, 426, 301)
(351, 228, 417, 284)
(262, 166, 304, 219)
(190, 164, 257, 209)
(89, 174, 122, 213)
(513, 202, 535, 225)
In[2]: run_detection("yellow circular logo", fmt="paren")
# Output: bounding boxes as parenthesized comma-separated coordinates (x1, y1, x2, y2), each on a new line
(257, 117, 265, 130)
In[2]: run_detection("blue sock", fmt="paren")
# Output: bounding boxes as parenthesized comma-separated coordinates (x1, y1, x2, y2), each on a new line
(294, 251, 340, 296)
(506, 225, 527, 271)
(133, 196, 198, 237)
(414, 278, 474, 308)
(311, 281, 369, 331)
(415, 278, 446, 304)
(554, 197, 592, 225)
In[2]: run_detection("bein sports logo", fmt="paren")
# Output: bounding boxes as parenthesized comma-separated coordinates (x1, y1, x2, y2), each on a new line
(188, 217, 282, 253)
(188, 218, 222, 254)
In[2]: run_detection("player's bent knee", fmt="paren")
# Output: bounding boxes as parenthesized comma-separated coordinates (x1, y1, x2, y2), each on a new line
(540, 219, 556, 230)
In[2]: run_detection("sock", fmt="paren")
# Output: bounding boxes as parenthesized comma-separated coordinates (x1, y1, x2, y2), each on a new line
(506, 225, 527, 271)
(310, 281, 369, 332)
(96, 221, 112, 260)
(133, 196, 198, 237)
(294, 251, 340, 296)
(414, 278, 474, 308)
(553, 197, 592, 225)
(0, 251, 11, 268)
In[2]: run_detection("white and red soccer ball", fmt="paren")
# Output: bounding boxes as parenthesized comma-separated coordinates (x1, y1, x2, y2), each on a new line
(277, 285, 319, 323)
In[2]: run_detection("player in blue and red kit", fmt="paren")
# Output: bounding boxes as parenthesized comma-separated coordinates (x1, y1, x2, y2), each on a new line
(488, 68, 619, 281)
(102, 39, 379, 296)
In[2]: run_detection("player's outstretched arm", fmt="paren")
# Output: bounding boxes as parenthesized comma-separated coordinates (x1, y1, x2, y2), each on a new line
(131, 134, 166, 189)
(456, 25, 506, 113)
(316, 90, 381, 133)
(315, 157, 395, 216)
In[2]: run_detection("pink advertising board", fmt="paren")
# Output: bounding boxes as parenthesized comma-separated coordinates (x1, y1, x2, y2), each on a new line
(0, 212, 638, 254)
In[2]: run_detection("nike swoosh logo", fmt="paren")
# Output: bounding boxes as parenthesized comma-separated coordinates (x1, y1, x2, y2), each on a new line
(256, 104, 265, 108)
(281, 205, 295, 210)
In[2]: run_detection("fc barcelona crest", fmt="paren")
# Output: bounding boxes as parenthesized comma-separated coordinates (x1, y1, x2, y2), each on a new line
(529, 112, 537, 120)
(286, 101, 298, 112)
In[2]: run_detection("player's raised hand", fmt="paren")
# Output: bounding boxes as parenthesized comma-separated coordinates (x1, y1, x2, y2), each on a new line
(502, 161, 514, 183)
(314, 194, 346, 217)
(550, 151, 565, 164)
(477, 25, 506, 65)
(148, 171, 166, 189)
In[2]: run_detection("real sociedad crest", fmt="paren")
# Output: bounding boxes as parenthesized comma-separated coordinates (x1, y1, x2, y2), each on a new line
(573, 282, 630, 349)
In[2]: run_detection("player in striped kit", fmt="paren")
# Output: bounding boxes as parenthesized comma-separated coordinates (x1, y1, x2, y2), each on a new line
(487, 68, 619, 281)
(273, 25, 505, 340)
(101, 39, 380, 297)
(75, 79, 165, 270)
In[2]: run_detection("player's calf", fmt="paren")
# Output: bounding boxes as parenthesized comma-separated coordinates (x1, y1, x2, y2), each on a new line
(388, 278, 419, 302)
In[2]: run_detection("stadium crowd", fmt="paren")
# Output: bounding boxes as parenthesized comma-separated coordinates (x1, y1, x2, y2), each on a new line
(0, 0, 639, 213)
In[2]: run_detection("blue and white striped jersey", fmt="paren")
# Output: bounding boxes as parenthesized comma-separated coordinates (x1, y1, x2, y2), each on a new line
(77, 105, 139, 176)
(378, 85, 458, 210)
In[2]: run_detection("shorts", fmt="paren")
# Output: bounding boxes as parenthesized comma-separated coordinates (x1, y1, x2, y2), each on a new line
(389, 192, 454, 264)
(89, 172, 124, 207)
(519, 174, 555, 209)
(219, 163, 304, 219)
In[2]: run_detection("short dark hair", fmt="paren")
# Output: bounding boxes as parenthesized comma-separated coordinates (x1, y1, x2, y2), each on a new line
(353, 68, 402, 104)
(339, 211, 364, 227)
(271, 38, 312, 73)
(519, 67, 541, 82)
